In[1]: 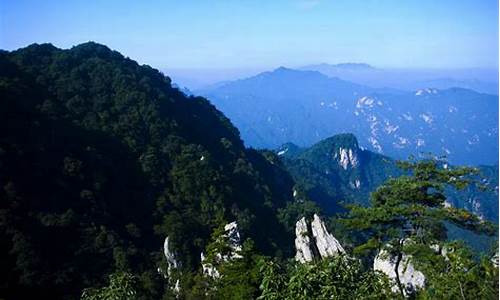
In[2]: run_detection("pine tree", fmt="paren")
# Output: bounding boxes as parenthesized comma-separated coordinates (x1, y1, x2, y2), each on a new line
(342, 158, 496, 297)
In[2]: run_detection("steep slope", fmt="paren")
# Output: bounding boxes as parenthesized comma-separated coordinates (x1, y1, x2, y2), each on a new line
(199, 67, 372, 148)
(445, 164, 499, 222)
(201, 67, 498, 165)
(279, 134, 400, 212)
(279, 134, 499, 225)
(0, 43, 296, 299)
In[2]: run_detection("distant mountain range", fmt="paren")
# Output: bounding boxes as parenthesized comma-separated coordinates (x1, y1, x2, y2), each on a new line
(199, 67, 498, 166)
(302, 63, 376, 72)
(300, 63, 498, 95)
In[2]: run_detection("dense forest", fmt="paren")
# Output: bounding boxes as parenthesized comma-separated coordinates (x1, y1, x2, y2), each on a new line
(0, 43, 498, 299)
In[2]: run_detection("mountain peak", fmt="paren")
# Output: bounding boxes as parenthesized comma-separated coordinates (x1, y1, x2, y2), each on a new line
(296, 134, 363, 173)
(301, 63, 375, 71)
(274, 66, 292, 72)
(320, 133, 360, 150)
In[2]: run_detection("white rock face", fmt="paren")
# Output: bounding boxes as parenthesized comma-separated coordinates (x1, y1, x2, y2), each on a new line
(201, 252, 220, 278)
(201, 221, 243, 278)
(295, 217, 315, 263)
(161, 236, 181, 294)
(356, 96, 375, 108)
(311, 214, 345, 258)
(350, 179, 361, 189)
(415, 88, 438, 96)
(164, 236, 179, 274)
(492, 251, 499, 267)
(295, 214, 344, 263)
(419, 113, 433, 124)
(338, 147, 359, 170)
(373, 248, 425, 296)
(224, 221, 243, 256)
(173, 279, 180, 294)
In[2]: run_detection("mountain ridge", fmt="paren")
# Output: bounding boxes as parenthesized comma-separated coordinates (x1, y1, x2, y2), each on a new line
(279, 133, 499, 223)
(0, 42, 297, 298)
(200, 67, 498, 165)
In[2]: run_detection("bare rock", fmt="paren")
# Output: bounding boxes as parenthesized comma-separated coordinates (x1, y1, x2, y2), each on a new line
(373, 248, 425, 296)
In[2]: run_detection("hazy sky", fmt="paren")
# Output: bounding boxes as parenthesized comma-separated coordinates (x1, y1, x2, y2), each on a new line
(1, 0, 498, 70)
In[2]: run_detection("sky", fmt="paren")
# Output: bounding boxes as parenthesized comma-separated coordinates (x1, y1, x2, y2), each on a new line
(1, 0, 498, 71)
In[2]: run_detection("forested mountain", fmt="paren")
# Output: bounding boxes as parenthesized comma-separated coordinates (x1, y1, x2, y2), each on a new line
(0, 42, 297, 299)
(200, 67, 498, 165)
(0, 43, 497, 300)
(278, 134, 399, 212)
(279, 134, 499, 223)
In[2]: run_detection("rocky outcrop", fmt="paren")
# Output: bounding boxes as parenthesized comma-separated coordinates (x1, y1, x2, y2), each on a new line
(201, 252, 220, 278)
(295, 217, 315, 263)
(201, 221, 243, 278)
(492, 251, 499, 267)
(161, 236, 181, 295)
(164, 236, 179, 274)
(350, 179, 361, 189)
(295, 214, 345, 263)
(335, 147, 359, 170)
(224, 222, 243, 255)
(373, 248, 425, 297)
(311, 214, 345, 258)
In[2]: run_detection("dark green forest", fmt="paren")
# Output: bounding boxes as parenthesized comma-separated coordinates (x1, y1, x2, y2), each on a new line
(0, 43, 498, 300)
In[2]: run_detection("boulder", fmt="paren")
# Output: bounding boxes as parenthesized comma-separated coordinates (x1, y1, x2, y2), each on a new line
(295, 217, 315, 263)
(295, 214, 345, 263)
(373, 248, 425, 296)
(311, 214, 345, 258)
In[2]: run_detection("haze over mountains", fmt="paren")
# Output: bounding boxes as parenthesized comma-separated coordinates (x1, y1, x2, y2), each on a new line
(168, 62, 498, 94)
(300, 63, 499, 95)
(198, 66, 498, 166)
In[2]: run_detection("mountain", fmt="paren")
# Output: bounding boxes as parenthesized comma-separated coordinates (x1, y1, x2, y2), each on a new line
(200, 67, 498, 166)
(0, 43, 497, 299)
(301, 63, 375, 73)
(279, 134, 399, 212)
(446, 164, 499, 222)
(0, 43, 297, 299)
(279, 134, 499, 224)
(300, 63, 499, 95)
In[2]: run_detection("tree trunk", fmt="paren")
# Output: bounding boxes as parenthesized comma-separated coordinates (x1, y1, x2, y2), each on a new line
(394, 251, 405, 298)
(394, 240, 405, 298)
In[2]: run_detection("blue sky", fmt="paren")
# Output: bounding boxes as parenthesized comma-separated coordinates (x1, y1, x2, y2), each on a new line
(1, 0, 498, 69)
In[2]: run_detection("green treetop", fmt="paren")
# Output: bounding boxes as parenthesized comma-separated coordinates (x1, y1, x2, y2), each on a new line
(342, 158, 496, 297)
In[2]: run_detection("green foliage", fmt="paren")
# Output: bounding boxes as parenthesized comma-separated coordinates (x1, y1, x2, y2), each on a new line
(211, 240, 263, 299)
(281, 136, 499, 229)
(342, 157, 497, 297)
(1, 42, 497, 300)
(283, 133, 401, 209)
(258, 256, 395, 300)
(416, 242, 499, 299)
(185, 235, 263, 300)
(277, 200, 321, 233)
(81, 272, 137, 300)
(344, 158, 495, 253)
(0, 42, 294, 299)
